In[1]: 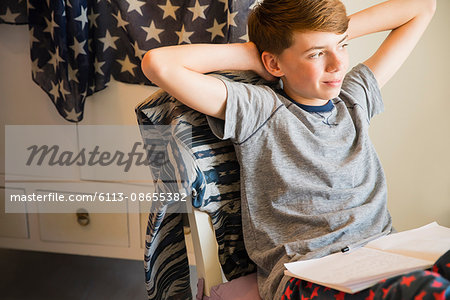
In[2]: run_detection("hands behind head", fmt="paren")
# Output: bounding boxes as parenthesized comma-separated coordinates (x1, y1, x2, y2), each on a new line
(245, 42, 279, 82)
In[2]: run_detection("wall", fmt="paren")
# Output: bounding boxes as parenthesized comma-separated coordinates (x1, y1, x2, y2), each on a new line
(1, 0, 449, 232)
(343, 0, 450, 230)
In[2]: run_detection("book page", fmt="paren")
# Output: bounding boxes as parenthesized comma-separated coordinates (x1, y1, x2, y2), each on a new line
(366, 222, 450, 261)
(284, 247, 433, 288)
(284, 270, 384, 294)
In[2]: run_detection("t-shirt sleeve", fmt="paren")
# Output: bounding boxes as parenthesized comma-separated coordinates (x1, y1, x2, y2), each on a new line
(341, 63, 384, 121)
(206, 76, 282, 144)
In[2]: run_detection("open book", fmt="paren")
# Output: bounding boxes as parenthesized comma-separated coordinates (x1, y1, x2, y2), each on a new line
(284, 222, 450, 293)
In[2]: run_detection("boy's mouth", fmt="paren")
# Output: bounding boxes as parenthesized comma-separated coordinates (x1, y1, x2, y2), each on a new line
(322, 80, 342, 87)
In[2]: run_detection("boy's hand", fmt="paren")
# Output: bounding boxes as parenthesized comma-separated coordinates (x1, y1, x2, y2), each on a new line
(245, 42, 278, 82)
(347, 0, 436, 88)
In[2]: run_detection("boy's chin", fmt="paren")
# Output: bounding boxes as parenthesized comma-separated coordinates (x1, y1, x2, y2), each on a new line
(320, 90, 341, 100)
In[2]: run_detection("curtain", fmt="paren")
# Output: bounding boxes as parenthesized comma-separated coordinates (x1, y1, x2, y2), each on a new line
(0, 0, 256, 122)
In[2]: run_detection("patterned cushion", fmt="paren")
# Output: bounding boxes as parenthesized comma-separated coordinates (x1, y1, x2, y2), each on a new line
(136, 70, 274, 299)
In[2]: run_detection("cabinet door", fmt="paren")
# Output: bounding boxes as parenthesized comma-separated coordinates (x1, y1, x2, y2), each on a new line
(38, 191, 129, 247)
(0, 187, 29, 239)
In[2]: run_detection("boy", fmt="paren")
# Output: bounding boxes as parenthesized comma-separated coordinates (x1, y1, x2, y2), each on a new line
(142, 0, 449, 299)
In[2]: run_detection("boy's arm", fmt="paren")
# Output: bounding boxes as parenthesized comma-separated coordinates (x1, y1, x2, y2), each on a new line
(141, 42, 274, 120)
(347, 0, 436, 88)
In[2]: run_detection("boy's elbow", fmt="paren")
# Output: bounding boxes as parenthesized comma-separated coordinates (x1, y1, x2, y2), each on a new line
(430, 0, 436, 15)
(422, 0, 436, 16)
(141, 49, 167, 84)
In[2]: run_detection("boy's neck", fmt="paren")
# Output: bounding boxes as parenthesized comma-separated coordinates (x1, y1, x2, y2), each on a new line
(282, 86, 329, 107)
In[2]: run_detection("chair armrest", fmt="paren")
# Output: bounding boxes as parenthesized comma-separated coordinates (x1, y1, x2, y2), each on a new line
(187, 207, 224, 296)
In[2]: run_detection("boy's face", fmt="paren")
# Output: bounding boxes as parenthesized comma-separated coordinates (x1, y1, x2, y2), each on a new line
(277, 30, 349, 105)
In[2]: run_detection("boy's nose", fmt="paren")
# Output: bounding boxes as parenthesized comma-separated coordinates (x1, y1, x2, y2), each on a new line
(326, 53, 344, 73)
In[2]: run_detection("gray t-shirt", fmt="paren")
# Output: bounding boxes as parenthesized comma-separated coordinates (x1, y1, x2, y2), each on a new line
(206, 63, 392, 300)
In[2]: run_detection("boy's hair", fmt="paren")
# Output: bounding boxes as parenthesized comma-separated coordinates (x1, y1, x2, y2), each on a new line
(248, 0, 349, 55)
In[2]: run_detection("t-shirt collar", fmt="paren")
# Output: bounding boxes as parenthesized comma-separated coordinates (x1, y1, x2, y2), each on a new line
(277, 88, 334, 113)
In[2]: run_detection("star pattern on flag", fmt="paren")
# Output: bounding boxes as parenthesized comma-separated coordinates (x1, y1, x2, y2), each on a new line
(43, 16, 58, 40)
(99, 29, 120, 52)
(239, 31, 249, 42)
(207, 19, 226, 41)
(143, 21, 165, 43)
(64, 107, 82, 121)
(94, 57, 106, 76)
(88, 9, 100, 29)
(117, 55, 137, 76)
(126, 0, 146, 17)
(188, 0, 209, 21)
(47, 49, 65, 74)
(31, 57, 41, 79)
(228, 10, 239, 27)
(176, 24, 194, 44)
(71, 37, 88, 59)
(132, 40, 146, 60)
(74, 6, 88, 30)
(0, 7, 21, 23)
(1, 0, 257, 122)
(30, 27, 40, 45)
(158, 0, 180, 20)
(48, 80, 61, 101)
(113, 9, 130, 29)
(61, 82, 73, 99)
(68, 64, 79, 84)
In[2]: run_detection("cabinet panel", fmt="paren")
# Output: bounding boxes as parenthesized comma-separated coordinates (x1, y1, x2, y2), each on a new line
(38, 191, 129, 247)
(0, 187, 29, 239)
(39, 212, 129, 247)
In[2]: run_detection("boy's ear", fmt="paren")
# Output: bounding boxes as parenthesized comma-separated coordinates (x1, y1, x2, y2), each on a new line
(261, 51, 284, 77)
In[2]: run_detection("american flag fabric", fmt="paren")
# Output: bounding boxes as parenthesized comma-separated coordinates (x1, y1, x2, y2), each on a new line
(0, 0, 27, 24)
(0, 0, 256, 122)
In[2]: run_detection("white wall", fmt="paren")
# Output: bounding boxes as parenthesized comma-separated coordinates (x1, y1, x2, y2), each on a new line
(343, 0, 450, 230)
(1, 0, 449, 231)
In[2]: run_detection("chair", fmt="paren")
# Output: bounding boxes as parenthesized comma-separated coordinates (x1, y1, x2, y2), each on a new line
(136, 71, 274, 299)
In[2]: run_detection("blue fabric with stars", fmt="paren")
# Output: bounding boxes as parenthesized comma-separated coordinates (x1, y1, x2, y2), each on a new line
(135, 70, 271, 299)
(1, 0, 255, 122)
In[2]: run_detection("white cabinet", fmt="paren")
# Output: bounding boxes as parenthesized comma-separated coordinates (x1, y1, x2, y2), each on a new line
(0, 187, 29, 239)
(0, 173, 152, 260)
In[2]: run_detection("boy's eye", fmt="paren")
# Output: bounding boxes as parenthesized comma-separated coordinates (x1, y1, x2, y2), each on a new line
(310, 52, 324, 59)
(340, 43, 349, 49)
